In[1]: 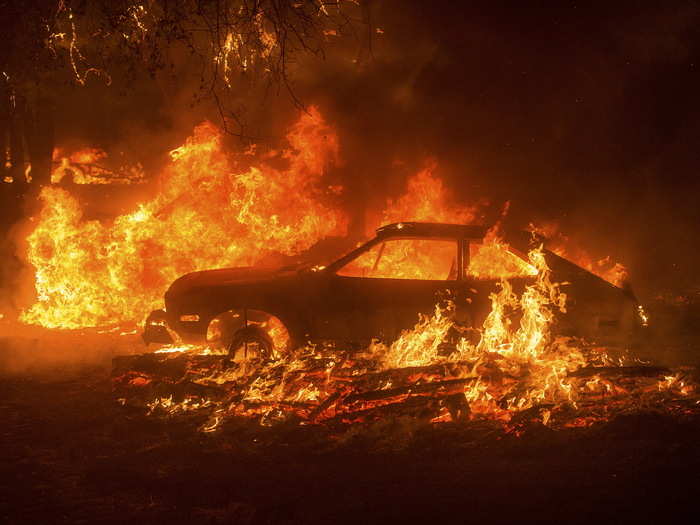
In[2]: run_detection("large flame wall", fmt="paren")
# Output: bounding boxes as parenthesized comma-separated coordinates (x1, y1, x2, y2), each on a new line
(21, 108, 346, 328)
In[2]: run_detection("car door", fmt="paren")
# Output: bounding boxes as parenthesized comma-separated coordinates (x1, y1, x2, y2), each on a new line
(310, 237, 463, 344)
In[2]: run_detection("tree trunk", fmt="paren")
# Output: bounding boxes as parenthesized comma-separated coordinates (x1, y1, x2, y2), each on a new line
(24, 95, 54, 188)
(0, 83, 10, 184)
(8, 93, 27, 194)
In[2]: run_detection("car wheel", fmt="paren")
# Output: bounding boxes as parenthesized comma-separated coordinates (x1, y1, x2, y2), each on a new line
(228, 326, 274, 361)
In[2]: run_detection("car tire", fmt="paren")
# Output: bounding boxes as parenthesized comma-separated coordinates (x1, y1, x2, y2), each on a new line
(228, 326, 274, 361)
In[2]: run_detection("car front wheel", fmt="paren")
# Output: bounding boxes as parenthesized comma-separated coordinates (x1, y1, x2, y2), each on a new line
(227, 326, 274, 362)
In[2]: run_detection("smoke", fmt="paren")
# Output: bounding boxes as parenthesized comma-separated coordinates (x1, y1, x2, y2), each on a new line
(0, 324, 141, 375)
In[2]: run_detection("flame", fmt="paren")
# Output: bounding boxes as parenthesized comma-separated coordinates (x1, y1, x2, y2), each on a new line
(375, 244, 580, 418)
(337, 238, 459, 280)
(658, 373, 693, 396)
(379, 162, 479, 226)
(466, 228, 537, 279)
(530, 222, 629, 287)
(379, 303, 454, 368)
(637, 304, 649, 327)
(50, 147, 145, 185)
(562, 253, 629, 288)
(21, 107, 346, 328)
(362, 166, 534, 282)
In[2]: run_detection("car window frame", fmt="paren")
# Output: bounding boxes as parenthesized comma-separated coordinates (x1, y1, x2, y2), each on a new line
(330, 235, 463, 282)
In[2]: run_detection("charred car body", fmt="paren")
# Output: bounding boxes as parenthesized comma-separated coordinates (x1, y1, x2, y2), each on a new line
(143, 222, 644, 356)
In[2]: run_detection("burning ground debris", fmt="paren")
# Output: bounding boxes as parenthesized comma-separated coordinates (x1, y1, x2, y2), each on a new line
(113, 247, 700, 435)
(114, 342, 698, 436)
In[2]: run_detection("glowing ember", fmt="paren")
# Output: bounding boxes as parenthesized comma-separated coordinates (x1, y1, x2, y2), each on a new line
(21, 107, 346, 328)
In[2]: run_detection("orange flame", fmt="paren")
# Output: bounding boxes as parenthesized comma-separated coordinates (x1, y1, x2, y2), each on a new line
(50, 147, 145, 185)
(21, 107, 346, 328)
(352, 167, 534, 282)
(530, 222, 628, 287)
(377, 244, 580, 419)
(379, 162, 479, 226)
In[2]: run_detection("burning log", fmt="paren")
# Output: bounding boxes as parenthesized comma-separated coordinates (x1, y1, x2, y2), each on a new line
(568, 365, 671, 379)
(342, 377, 476, 404)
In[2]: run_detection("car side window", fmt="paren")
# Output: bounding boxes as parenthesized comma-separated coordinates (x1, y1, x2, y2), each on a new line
(466, 241, 537, 279)
(337, 238, 457, 280)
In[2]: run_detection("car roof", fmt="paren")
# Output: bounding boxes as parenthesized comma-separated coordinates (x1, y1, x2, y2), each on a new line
(376, 222, 489, 240)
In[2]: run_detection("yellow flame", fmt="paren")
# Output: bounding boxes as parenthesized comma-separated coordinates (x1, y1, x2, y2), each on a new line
(22, 108, 345, 328)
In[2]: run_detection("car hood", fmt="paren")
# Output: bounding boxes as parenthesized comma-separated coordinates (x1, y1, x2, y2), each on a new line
(166, 266, 296, 298)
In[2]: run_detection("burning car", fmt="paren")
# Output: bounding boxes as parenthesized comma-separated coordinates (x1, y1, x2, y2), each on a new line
(143, 222, 645, 357)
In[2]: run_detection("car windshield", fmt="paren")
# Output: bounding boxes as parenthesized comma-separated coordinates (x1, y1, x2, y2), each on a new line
(337, 238, 457, 280)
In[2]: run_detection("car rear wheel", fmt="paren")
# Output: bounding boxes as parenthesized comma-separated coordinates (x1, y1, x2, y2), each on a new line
(228, 326, 274, 362)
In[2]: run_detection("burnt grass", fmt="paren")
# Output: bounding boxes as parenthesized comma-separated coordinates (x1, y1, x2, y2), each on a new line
(2, 361, 700, 524)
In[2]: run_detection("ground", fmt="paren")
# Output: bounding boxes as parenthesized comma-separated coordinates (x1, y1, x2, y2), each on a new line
(1, 297, 700, 524)
(2, 368, 700, 525)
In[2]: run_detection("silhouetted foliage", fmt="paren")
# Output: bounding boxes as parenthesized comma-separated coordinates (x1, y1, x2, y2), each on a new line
(0, 0, 370, 190)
